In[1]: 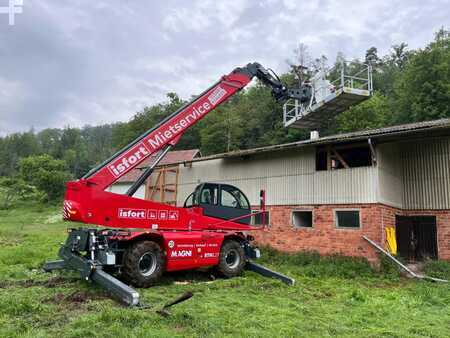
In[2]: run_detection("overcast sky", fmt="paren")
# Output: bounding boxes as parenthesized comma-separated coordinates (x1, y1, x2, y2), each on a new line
(0, 0, 448, 135)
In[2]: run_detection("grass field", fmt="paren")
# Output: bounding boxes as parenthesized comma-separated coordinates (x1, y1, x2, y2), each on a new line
(1, 204, 450, 338)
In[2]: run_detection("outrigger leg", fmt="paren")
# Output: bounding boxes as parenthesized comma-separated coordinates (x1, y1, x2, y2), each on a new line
(243, 245, 295, 286)
(245, 261, 295, 286)
(43, 228, 140, 306)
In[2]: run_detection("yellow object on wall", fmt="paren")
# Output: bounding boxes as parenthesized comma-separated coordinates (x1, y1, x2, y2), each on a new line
(385, 227, 397, 255)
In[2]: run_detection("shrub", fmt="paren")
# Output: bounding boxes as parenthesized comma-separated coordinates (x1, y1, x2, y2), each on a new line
(0, 177, 43, 209)
(259, 246, 378, 279)
(18, 154, 72, 201)
(424, 260, 450, 280)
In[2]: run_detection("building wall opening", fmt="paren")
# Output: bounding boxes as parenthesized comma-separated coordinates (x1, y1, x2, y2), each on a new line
(292, 210, 313, 228)
(395, 215, 438, 261)
(316, 143, 373, 171)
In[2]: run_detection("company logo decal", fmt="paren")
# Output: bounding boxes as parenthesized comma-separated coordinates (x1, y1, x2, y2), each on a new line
(168, 210, 179, 220)
(159, 210, 168, 220)
(170, 250, 192, 258)
(118, 208, 147, 219)
(148, 210, 157, 219)
(108, 143, 150, 178)
(118, 208, 179, 221)
(208, 86, 227, 105)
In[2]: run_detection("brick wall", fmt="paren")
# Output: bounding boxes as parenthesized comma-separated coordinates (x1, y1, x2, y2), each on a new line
(250, 203, 450, 262)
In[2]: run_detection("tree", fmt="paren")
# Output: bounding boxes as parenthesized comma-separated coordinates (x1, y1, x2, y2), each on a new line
(392, 28, 449, 123)
(365, 47, 381, 67)
(336, 92, 390, 132)
(37, 128, 62, 157)
(112, 93, 189, 149)
(199, 97, 244, 154)
(81, 124, 115, 167)
(0, 177, 41, 209)
(19, 154, 72, 201)
(287, 42, 312, 85)
(390, 43, 410, 70)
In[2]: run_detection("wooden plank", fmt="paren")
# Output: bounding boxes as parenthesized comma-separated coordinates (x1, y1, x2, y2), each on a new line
(326, 145, 331, 170)
(149, 171, 161, 200)
(174, 167, 179, 206)
(160, 168, 165, 203)
(332, 148, 349, 169)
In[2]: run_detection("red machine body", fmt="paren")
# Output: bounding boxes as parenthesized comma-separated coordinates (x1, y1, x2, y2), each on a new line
(117, 230, 234, 272)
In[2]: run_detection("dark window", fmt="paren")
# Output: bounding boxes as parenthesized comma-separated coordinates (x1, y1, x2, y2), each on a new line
(316, 149, 327, 171)
(252, 211, 270, 226)
(292, 211, 313, 228)
(200, 185, 218, 205)
(220, 185, 250, 209)
(316, 144, 372, 171)
(335, 210, 360, 228)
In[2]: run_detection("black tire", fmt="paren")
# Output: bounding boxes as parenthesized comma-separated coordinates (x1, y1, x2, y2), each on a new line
(217, 240, 246, 278)
(121, 240, 165, 288)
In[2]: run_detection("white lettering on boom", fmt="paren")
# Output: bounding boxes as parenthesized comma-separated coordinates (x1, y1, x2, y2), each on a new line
(146, 92, 222, 151)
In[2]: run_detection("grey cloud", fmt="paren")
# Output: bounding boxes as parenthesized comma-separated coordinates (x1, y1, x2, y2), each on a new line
(0, 0, 447, 135)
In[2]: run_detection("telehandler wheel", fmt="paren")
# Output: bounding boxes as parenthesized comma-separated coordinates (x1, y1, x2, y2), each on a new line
(121, 240, 164, 288)
(217, 240, 246, 278)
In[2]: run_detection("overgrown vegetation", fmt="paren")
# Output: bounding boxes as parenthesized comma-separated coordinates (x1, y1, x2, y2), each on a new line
(424, 260, 450, 280)
(1, 204, 450, 337)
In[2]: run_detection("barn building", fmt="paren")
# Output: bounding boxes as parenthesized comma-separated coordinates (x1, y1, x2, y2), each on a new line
(110, 118, 450, 263)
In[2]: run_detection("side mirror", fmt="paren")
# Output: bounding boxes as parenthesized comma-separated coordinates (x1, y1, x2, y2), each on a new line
(259, 190, 266, 226)
(259, 190, 266, 210)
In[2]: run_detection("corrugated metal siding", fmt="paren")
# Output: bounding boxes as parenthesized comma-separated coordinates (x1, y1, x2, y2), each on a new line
(377, 143, 403, 208)
(177, 147, 378, 206)
(402, 137, 450, 209)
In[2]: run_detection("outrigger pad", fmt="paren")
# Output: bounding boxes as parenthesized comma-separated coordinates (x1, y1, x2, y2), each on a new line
(43, 259, 65, 272)
(245, 261, 295, 285)
(91, 269, 140, 307)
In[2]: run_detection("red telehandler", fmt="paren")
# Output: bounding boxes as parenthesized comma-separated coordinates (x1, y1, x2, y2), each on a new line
(44, 62, 311, 306)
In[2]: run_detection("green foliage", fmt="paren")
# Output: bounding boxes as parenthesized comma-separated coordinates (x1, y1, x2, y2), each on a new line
(0, 177, 42, 209)
(392, 28, 450, 123)
(259, 246, 389, 279)
(19, 155, 72, 201)
(424, 259, 450, 280)
(336, 92, 390, 132)
(112, 93, 187, 148)
(0, 130, 40, 176)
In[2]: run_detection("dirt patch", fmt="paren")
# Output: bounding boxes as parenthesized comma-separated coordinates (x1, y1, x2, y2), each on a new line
(0, 276, 79, 289)
(0, 236, 22, 247)
(46, 290, 108, 305)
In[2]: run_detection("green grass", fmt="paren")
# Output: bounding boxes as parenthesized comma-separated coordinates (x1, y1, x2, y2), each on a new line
(1, 204, 450, 337)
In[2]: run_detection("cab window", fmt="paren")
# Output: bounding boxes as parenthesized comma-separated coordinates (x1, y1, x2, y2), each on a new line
(220, 185, 250, 209)
(200, 185, 218, 205)
(184, 192, 194, 207)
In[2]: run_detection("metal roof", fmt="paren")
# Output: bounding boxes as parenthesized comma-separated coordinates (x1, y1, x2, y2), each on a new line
(186, 118, 450, 163)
